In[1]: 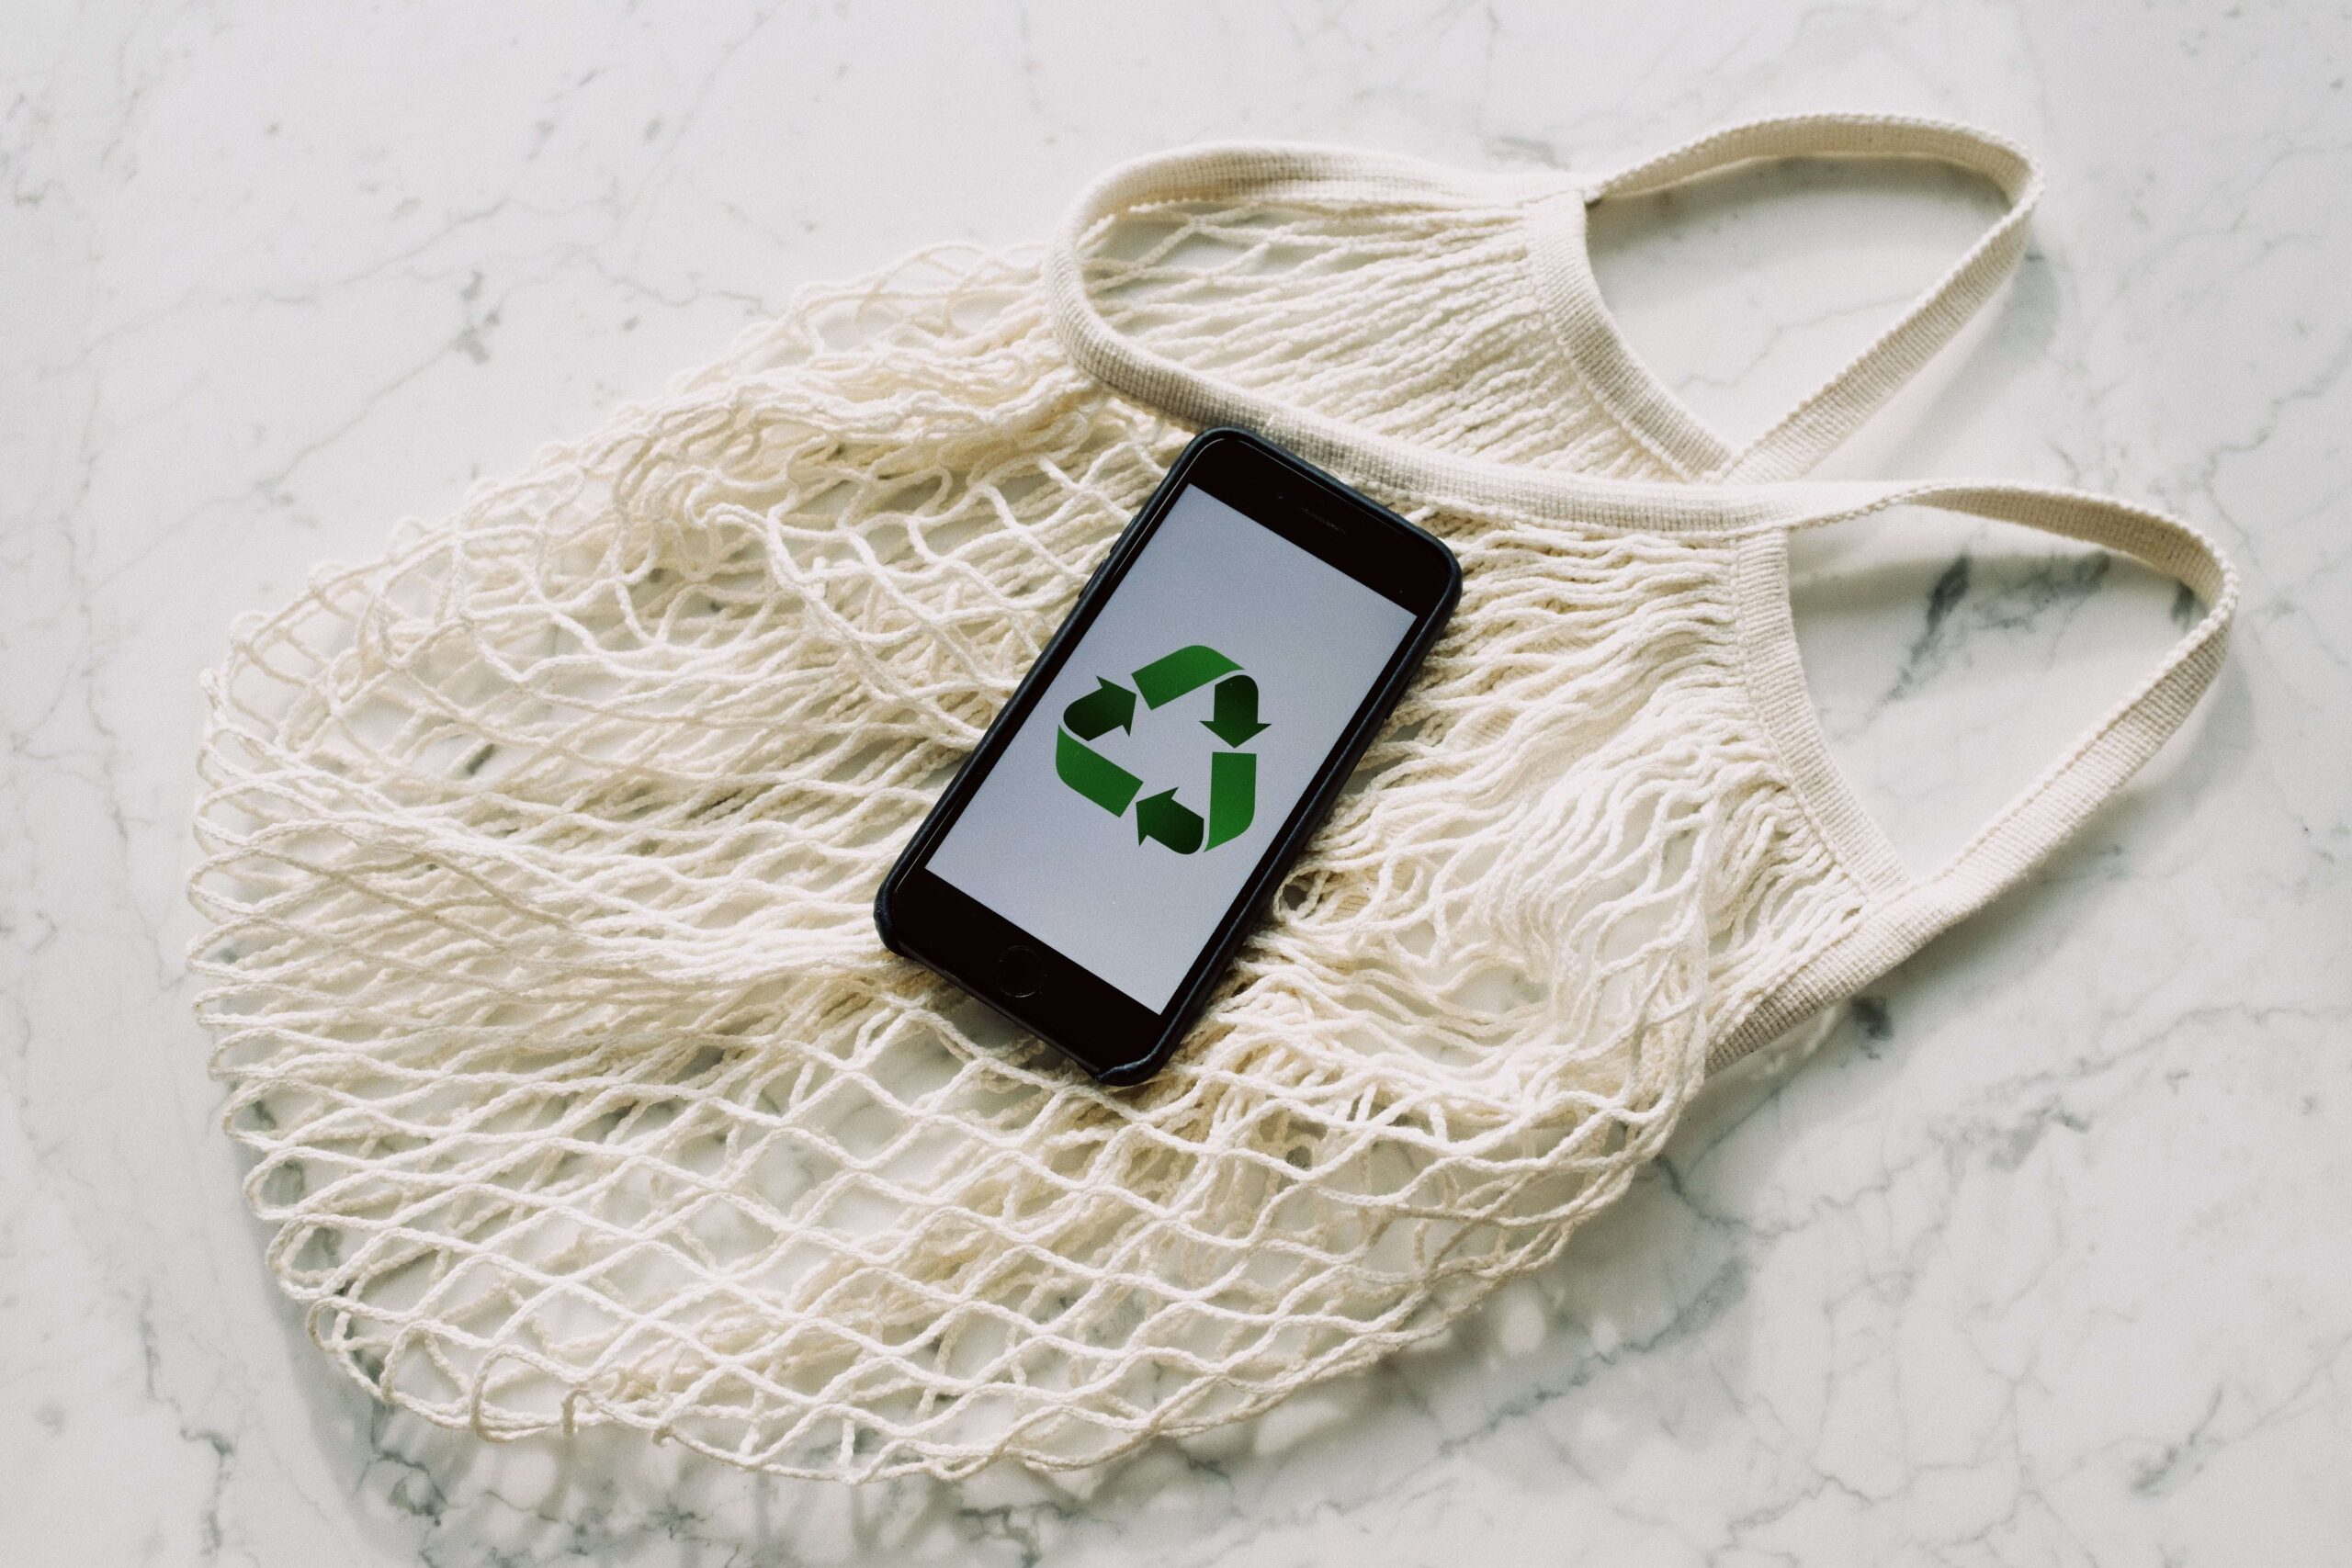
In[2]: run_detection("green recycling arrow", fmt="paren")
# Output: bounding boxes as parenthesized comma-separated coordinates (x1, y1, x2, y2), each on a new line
(1134, 644, 1239, 708)
(1055, 643, 1266, 854)
(1205, 750, 1255, 849)
(1056, 728, 1142, 816)
(1135, 788, 1204, 852)
(1063, 676, 1136, 740)
(1203, 675, 1268, 747)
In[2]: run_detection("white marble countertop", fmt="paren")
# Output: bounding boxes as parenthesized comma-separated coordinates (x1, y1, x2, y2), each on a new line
(6, 3, 2346, 1562)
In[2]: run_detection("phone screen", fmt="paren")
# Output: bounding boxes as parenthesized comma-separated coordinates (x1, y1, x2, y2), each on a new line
(926, 482, 1419, 1010)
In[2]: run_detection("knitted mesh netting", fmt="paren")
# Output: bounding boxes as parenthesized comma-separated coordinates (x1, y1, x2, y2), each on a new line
(189, 189, 1883, 1479)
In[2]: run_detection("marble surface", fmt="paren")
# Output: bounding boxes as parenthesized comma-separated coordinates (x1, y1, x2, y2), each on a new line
(5, 2, 2347, 1562)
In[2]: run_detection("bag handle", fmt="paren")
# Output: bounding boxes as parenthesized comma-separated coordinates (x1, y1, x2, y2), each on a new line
(1048, 123, 2040, 486)
(1589, 114, 2042, 483)
(1719, 480, 2240, 1064)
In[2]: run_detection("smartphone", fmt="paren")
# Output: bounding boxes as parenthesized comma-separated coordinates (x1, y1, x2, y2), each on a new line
(874, 427, 1461, 1087)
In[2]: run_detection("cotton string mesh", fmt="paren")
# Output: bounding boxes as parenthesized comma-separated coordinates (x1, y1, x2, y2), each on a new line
(1083, 189, 1687, 477)
(190, 190, 1878, 1479)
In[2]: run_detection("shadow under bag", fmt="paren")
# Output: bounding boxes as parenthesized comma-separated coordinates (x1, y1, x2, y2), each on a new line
(189, 116, 2234, 1479)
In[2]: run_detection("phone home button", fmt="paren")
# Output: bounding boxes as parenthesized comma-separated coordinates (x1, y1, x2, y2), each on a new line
(993, 944, 1044, 998)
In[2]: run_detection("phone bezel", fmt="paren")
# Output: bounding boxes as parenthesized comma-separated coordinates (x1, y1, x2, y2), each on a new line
(874, 426, 1461, 1086)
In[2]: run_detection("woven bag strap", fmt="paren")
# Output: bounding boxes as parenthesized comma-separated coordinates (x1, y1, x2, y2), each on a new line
(1048, 119, 2038, 482)
(1589, 114, 2042, 483)
(1718, 480, 2240, 1063)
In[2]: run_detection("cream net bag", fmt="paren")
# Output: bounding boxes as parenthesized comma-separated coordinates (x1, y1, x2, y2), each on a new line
(189, 117, 2235, 1479)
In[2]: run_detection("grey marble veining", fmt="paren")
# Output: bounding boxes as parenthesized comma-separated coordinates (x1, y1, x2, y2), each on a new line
(4, 2, 2346, 1563)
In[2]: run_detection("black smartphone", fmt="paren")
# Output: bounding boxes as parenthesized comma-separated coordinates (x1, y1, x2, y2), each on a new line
(874, 427, 1461, 1087)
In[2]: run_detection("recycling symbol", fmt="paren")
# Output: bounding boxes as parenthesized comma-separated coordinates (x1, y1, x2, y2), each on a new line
(1054, 644, 1267, 853)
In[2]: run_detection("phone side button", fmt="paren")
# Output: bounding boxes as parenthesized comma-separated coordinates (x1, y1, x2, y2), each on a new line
(994, 945, 1045, 998)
